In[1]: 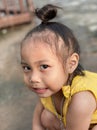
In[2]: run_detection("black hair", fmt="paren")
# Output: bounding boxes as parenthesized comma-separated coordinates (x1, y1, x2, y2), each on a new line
(22, 4, 85, 80)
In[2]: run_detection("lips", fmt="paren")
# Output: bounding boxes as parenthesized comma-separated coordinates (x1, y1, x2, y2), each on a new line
(33, 88, 48, 94)
(31, 87, 48, 94)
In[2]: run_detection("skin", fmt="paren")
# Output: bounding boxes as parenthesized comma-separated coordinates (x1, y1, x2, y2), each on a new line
(21, 36, 97, 130)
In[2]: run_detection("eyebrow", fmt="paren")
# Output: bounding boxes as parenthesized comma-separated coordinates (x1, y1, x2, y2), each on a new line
(21, 61, 28, 65)
(21, 60, 50, 65)
(36, 60, 49, 64)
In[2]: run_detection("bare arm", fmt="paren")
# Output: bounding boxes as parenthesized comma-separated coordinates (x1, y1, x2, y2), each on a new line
(66, 91, 97, 130)
(32, 99, 45, 130)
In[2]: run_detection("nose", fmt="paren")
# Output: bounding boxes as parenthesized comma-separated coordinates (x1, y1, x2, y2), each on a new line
(29, 71, 40, 83)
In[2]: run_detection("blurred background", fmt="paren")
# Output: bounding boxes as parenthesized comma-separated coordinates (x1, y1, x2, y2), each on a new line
(0, 0, 97, 130)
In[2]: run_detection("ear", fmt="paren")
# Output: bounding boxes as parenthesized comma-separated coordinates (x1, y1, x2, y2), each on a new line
(67, 53, 79, 74)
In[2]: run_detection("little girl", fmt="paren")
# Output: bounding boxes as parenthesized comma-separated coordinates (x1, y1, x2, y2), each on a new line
(20, 4, 97, 130)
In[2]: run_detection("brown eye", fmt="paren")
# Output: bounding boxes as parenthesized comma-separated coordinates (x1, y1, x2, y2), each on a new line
(40, 64, 49, 70)
(22, 66, 31, 72)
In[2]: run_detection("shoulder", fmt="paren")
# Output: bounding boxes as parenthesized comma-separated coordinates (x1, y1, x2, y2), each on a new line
(66, 91, 97, 129)
(68, 91, 96, 116)
(71, 71, 97, 98)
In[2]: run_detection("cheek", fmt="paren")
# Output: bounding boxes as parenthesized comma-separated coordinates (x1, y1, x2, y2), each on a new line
(57, 67, 69, 85)
(45, 70, 66, 87)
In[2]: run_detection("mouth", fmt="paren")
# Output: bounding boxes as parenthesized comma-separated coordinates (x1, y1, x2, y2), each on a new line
(30, 87, 48, 94)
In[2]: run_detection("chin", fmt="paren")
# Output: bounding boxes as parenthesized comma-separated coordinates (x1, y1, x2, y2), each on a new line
(37, 93, 52, 98)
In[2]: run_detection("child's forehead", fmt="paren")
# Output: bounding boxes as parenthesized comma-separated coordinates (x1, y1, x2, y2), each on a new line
(31, 30, 58, 42)
(27, 30, 64, 47)
(22, 29, 68, 56)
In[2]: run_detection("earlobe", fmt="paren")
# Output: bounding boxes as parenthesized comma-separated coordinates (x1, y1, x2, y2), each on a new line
(68, 53, 79, 73)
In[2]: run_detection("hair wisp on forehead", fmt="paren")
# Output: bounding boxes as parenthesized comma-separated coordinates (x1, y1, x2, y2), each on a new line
(23, 29, 67, 60)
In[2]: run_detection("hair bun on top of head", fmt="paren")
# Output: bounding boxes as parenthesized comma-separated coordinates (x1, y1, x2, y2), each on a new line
(35, 4, 60, 24)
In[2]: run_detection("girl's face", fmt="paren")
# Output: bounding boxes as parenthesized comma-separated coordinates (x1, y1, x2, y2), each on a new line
(21, 40, 69, 98)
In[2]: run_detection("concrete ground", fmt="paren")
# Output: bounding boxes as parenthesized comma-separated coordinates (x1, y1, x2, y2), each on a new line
(0, 23, 38, 130)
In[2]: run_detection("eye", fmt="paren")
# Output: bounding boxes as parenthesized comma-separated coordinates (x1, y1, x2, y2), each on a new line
(22, 66, 31, 72)
(40, 64, 49, 70)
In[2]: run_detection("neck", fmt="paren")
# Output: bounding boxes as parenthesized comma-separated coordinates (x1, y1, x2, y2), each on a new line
(52, 90, 65, 115)
(52, 89, 63, 100)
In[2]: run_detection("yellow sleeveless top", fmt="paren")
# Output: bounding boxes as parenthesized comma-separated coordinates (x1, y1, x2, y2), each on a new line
(40, 71, 97, 126)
